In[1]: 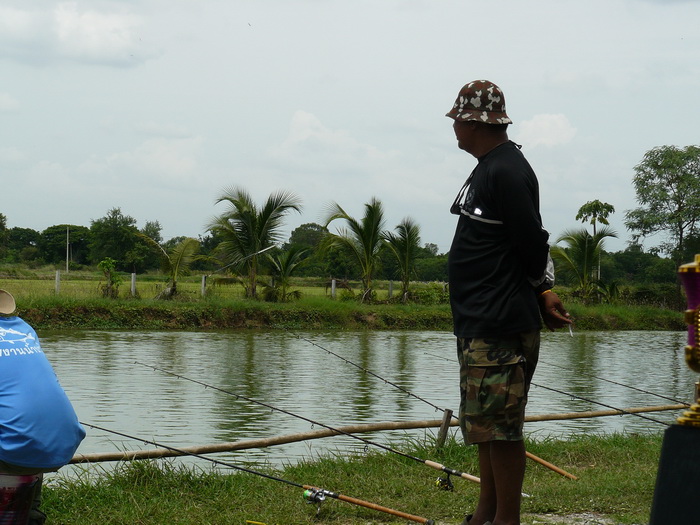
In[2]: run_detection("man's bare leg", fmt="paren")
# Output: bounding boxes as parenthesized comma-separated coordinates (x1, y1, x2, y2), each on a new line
(490, 440, 525, 525)
(468, 442, 496, 525)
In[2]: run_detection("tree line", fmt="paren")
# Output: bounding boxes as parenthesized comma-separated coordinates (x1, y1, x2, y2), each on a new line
(1, 145, 699, 304)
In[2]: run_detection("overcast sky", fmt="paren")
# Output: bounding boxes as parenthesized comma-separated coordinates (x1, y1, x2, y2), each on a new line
(1, 0, 698, 255)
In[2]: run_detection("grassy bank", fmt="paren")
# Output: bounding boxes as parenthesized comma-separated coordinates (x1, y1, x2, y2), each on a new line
(8, 294, 687, 332)
(45, 433, 661, 524)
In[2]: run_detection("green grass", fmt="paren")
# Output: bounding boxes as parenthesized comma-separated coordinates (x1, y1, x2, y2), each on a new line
(0, 272, 687, 331)
(44, 433, 662, 524)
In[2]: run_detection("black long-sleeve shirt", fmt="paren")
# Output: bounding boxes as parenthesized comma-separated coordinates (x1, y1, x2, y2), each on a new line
(448, 141, 551, 338)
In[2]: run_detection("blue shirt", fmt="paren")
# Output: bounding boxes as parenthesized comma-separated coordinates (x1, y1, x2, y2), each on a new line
(0, 316, 85, 469)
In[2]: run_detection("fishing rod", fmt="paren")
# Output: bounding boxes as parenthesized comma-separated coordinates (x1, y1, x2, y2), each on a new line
(81, 421, 436, 525)
(422, 352, 669, 426)
(206, 245, 275, 277)
(135, 361, 481, 488)
(425, 351, 689, 407)
(248, 334, 577, 480)
(287, 332, 446, 412)
(538, 359, 690, 406)
(529, 382, 669, 426)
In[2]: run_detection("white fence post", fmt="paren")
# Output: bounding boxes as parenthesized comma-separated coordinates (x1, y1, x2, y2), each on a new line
(55, 270, 60, 295)
(331, 279, 337, 299)
(201, 275, 207, 297)
(131, 273, 137, 296)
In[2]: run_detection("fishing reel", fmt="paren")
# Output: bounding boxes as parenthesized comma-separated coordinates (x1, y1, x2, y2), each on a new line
(303, 488, 326, 515)
(435, 474, 454, 491)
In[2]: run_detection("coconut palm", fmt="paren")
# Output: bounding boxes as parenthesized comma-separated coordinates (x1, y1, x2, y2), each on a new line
(262, 245, 308, 302)
(138, 235, 202, 299)
(384, 218, 421, 302)
(551, 226, 617, 301)
(576, 200, 616, 280)
(207, 187, 302, 299)
(322, 197, 386, 302)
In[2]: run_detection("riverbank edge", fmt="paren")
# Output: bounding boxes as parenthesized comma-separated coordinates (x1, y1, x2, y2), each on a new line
(15, 297, 686, 331)
(45, 433, 662, 524)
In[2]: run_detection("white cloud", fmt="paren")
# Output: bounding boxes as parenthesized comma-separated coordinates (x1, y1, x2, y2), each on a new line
(135, 121, 192, 139)
(515, 114, 577, 148)
(101, 136, 204, 186)
(270, 110, 398, 173)
(0, 147, 26, 162)
(54, 2, 145, 65)
(0, 93, 19, 112)
(0, 2, 153, 66)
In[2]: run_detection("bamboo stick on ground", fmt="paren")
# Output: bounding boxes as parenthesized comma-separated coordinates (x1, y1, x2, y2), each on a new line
(71, 403, 684, 465)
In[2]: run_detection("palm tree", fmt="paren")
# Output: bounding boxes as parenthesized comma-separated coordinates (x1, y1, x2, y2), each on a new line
(322, 197, 386, 302)
(384, 218, 421, 303)
(207, 187, 302, 299)
(263, 245, 308, 302)
(576, 200, 615, 280)
(551, 226, 617, 301)
(138, 235, 202, 299)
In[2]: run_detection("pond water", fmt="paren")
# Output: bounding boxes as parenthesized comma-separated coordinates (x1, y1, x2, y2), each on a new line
(42, 329, 694, 472)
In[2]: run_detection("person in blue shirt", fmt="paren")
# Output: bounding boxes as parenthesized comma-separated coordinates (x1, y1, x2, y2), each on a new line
(0, 289, 85, 524)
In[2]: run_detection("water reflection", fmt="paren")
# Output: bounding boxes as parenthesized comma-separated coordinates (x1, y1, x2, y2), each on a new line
(41, 329, 693, 470)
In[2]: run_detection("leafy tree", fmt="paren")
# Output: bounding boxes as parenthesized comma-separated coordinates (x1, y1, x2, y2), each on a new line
(141, 221, 163, 243)
(603, 244, 676, 285)
(97, 257, 122, 298)
(0, 213, 7, 257)
(422, 243, 439, 256)
(8, 227, 40, 250)
(285, 223, 327, 250)
(680, 232, 700, 265)
(39, 225, 91, 266)
(322, 246, 360, 280)
(89, 208, 140, 269)
(281, 222, 330, 277)
(124, 242, 155, 274)
(384, 218, 421, 302)
(550, 226, 617, 302)
(415, 254, 448, 281)
(625, 145, 700, 264)
(322, 197, 387, 302)
(162, 236, 189, 252)
(576, 200, 615, 236)
(206, 187, 302, 299)
(6, 227, 41, 263)
(133, 220, 163, 271)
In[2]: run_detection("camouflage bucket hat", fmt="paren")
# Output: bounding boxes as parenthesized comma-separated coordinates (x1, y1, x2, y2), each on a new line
(446, 80, 512, 125)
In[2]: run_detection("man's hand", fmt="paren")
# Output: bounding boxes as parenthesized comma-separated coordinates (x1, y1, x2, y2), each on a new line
(538, 290, 572, 331)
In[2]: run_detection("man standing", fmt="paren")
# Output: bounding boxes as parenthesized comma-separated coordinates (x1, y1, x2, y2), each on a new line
(445, 80, 570, 525)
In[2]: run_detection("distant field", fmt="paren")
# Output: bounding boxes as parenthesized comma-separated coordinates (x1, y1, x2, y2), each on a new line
(0, 273, 406, 302)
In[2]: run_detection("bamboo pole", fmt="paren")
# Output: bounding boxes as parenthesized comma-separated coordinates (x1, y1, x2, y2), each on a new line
(71, 403, 684, 464)
(303, 485, 435, 525)
(71, 420, 444, 463)
(525, 452, 577, 480)
(524, 404, 685, 421)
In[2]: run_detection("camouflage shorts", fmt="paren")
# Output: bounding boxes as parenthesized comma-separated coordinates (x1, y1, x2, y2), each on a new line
(457, 332, 540, 444)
